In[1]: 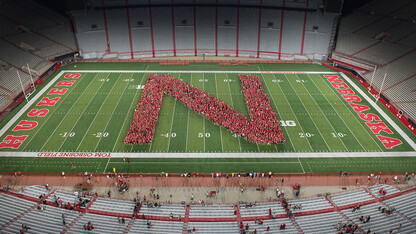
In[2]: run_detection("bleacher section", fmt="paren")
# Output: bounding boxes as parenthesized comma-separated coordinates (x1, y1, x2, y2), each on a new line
(334, 0, 416, 121)
(0, 193, 37, 228)
(130, 219, 184, 233)
(244, 218, 298, 233)
(189, 204, 235, 218)
(329, 188, 375, 207)
(47, 190, 93, 207)
(239, 201, 286, 217)
(18, 185, 50, 199)
(341, 203, 414, 233)
(72, 2, 334, 60)
(1, 184, 415, 233)
(4, 205, 80, 234)
(295, 211, 345, 233)
(288, 196, 332, 213)
(368, 184, 400, 198)
(139, 203, 186, 218)
(66, 213, 129, 234)
(383, 192, 416, 222)
(89, 197, 135, 214)
(0, 0, 77, 111)
(187, 221, 239, 233)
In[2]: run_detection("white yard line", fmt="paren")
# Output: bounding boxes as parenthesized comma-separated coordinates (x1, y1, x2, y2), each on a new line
(259, 73, 296, 152)
(226, 73, 242, 152)
(185, 74, 192, 152)
(167, 73, 179, 152)
(269, 73, 313, 152)
(54, 74, 113, 152)
(319, 74, 383, 152)
(38, 73, 103, 151)
(298, 157, 305, 173)
(297, 74, 349, 152)
(203, 73, 206, 152)
(0, 71, 65, 138)
(21, 73, 87, 151)
(340, 73, 416, 151)
(110, 73, 146, 152)
(103, 157, 111, 173)
(214, 73, 224, 152)
(284, 74, 332, 151)
(92, 74, 132, 152)
(308, 74, 367, 152)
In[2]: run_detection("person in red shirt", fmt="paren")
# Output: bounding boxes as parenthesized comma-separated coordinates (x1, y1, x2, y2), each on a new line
(267, 226, 270, 231)
(245, 224, 249, 230)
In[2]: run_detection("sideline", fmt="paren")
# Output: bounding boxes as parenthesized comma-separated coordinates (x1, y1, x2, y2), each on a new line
(0, 151, 416, 158)
(60, 70, 340, 74)
(340, 73, 416, 151)
(0, 71, 65, 138)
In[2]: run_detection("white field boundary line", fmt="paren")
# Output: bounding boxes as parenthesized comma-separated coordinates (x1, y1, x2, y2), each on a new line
(61, 70, 340, 74)
(0, 70, 65, 138)
(1, 151, 416, 158)
(340, 73, 416, 151)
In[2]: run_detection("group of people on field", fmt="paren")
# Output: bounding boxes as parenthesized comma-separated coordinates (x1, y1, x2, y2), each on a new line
(124, 74, 285, 144)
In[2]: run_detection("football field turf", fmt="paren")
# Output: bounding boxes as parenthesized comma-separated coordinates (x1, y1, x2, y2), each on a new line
(0, 62, 415, 173)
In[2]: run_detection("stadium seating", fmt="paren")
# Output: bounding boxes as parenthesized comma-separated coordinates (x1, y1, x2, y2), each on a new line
(341, 203, 414, 233)
(138, 203, 186, 218)
(383, 192, 416, 222)
(18, 185, 50, 199)
(333, 0, 416, 120)
(0, 193, 37, 228)
(239, 201, 286, 217)
(187, 221, 239, 233)
(243, 218, 298, 233)
(66, 212, 129, 234)
(295, 211, 345, 233)
(328, 188, 375, 207)
(1, 184, 416, 233)
(72, 3, 334, 59)
(368, 184, 400, 198)
(288, 196, 332, 213)
(3, 205, 80, 234)
(189, 204, 236, 218)
(89, 197, 135, 215)
(129, 219, 184, 233)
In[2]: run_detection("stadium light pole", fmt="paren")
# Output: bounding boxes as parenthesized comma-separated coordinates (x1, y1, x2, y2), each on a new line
(16, 70, 28, 102)
(27, 63, 36, 92)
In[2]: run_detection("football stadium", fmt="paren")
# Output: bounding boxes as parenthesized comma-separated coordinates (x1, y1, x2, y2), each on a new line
(0, 0, 415, 233)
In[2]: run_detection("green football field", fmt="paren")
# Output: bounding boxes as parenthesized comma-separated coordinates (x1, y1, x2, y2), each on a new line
(0, 62, 415, 173)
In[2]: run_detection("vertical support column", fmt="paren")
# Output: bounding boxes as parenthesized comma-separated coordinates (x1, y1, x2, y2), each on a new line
(256, 0, 262, 58)
(236, 0, 240, 57)
(215, 0, 218, 57)
(278, 0, 285, 60)
(149, 0, 155, 57)
(126, 0, 134, 59)
(193, 0, 197, 56)
(300, 0, 309, 55)
(171, 0, 177, 56)
(102, 0, 111, 54)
